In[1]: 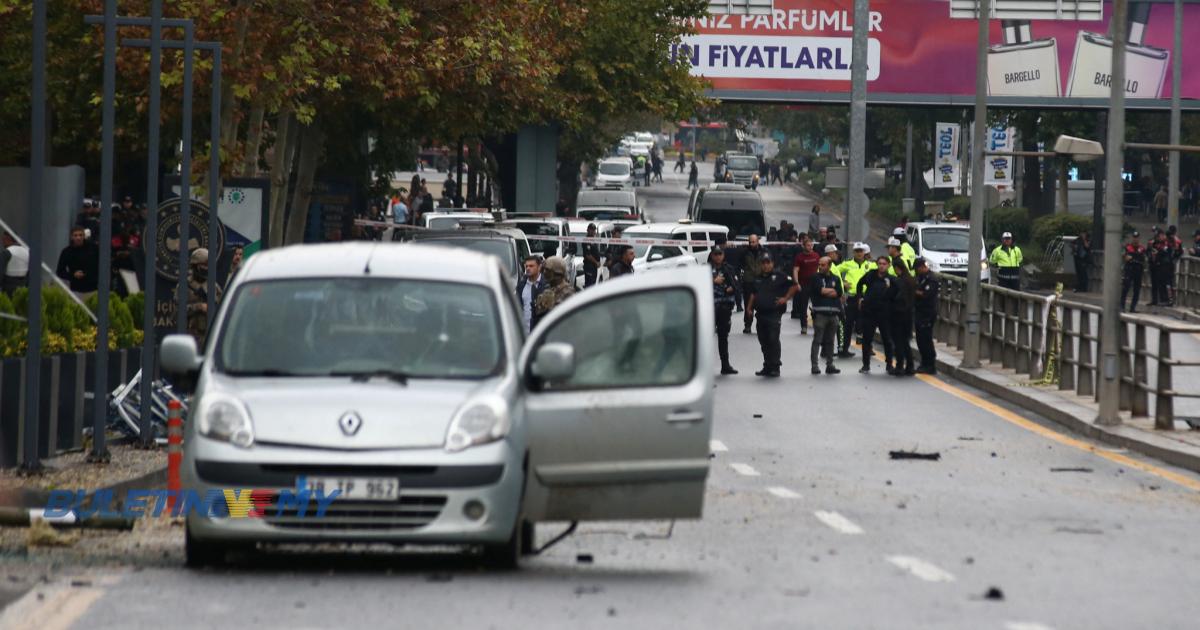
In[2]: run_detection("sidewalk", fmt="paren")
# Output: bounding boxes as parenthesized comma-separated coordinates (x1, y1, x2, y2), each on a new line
(931, 338, 1200, 475)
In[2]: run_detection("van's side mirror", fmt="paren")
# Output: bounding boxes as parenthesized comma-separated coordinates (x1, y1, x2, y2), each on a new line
(161, 334, 202, 376)
(530, 342, 575, 382)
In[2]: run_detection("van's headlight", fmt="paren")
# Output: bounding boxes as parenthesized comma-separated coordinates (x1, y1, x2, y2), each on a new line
(196, 395, 255, 448)
(445, 397, 510, 453)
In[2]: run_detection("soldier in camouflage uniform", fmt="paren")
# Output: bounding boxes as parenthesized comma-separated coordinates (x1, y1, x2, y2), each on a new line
(186, 248, 223, 347)
(534, 256, 575, 320)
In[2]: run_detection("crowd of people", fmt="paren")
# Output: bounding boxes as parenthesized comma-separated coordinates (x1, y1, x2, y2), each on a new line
(705, 226, 938, 378)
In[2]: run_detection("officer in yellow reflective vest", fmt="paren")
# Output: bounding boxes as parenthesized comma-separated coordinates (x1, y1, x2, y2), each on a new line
(990, 231, 1024, 290)
(836, 242, 876, 353)
(886, 237, 915, 276)
(892, 227, 917, 264)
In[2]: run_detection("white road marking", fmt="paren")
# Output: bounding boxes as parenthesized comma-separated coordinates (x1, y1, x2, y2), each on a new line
(710, 439, 729, 452)
(767, 486, 801, 499)
(813, 510, 864, 535)
(886, 555, 956, 583)
(729, 463, 760, 477)
(1005, 623, 1057, 630)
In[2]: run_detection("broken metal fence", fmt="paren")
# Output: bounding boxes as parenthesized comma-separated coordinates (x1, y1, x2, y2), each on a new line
(934, 273, 1200, 429)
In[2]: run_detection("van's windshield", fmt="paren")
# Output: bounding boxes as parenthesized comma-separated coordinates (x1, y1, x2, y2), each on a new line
(697, 210, 766, 238)
(921, 228, 972, 253)
(218, 278, 503, 379)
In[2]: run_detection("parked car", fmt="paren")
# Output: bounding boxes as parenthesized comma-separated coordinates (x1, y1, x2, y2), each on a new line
(161, 243, 714, 569)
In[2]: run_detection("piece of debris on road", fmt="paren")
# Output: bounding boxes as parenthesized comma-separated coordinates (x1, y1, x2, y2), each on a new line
(1050, 467, 1094, 473)
(889, 450, 941, 461)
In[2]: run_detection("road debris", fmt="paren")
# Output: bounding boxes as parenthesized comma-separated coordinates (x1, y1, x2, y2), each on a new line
(26, 519, 79, 548)
(889, 450, 941, 461)
(752, 414, 763, 419)
(1054, 527, 1103, 535)
(1050, 467, 1093, 473)
(982, 587, 1005, 601)
(573, 585, 604, 595)
(957, 437, 982, 441)
(576, 553, 594, 564)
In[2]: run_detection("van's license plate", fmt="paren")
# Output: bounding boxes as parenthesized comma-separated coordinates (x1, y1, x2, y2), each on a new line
(304, 477, 399, 502)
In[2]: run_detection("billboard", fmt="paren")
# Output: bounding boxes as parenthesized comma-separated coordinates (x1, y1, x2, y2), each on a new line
(674, 0, 1200, 108)
(933, 122, 960, 189)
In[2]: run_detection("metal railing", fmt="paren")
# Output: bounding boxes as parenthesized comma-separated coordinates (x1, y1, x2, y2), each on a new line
(1086, 252, 1200, 310)
(934, 273, 1200, 429)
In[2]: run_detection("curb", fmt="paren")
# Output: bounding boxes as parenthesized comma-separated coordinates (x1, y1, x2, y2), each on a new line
(934, 352, 1200, 475)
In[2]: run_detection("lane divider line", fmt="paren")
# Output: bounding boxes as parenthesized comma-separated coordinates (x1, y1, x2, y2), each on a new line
(886, 555, 956, 583)
(730, 463, 760, 477)
(1005, 622, 1057, 630)
(710, 439, 729, 453)
(814, 510, 864, 535)
(854, 342, 1200, 493)
(767, 486, 801, 499)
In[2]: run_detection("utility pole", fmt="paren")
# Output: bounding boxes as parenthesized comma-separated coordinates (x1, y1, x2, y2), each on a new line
(91, 0, 117, 462)
(905, 121, 913, 198)
(23, 0, 47, 471)
(962, 0, 991, 369)
(1098, 0, 1128, 427)
(1167, 0, 1182, 229)
(846, 0, 869, 244)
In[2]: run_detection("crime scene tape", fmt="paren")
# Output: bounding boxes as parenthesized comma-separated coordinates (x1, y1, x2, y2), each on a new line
(353, 219, 717, 248)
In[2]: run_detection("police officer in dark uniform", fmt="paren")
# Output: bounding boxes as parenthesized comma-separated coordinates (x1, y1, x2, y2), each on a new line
(746, 252, 798, 377)
(582, 223, 602, 287)
(856, 256, 896, 374)
(709, 247, 739, 375)
(1121, 231, 1147, 312)
(913, 257, 939, 374)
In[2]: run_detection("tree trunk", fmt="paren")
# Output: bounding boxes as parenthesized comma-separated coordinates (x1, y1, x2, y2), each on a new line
(267, 108, 294, 248)
(284, 121, 324, 245)
(219, 0, 252, 155)
(241, 99, 266, 177)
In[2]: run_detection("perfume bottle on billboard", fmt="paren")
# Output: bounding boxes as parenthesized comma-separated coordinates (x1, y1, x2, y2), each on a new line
(1066, 2, 1169, 98)
(987, 20, 1061, 97)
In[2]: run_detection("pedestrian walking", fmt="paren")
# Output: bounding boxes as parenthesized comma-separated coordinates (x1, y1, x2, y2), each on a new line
(856, 256, 895, 374)
(889, 258, 916, 376)
(770, 160, 783, 186)
(688, 161, 699, 189)
(791, 235, 819, 333)
(516, 255, 547, 333)
(837, 242, 875, 356)
(914, 258, 939, 374)
(808, 204, 821, 236)
(1154, 185, 1168, 222)
(1122, 231, 1147, 312)
(740, 235, 765, 333)
(709, 247, 739, 375)
(808, 256, 843, 375)
(609, 245, 636, 278)
(675, 152, 686, 173)
(534, 256, 575, 319)
(747, 252, 798, 378)
(1071, 231, 1092, 292)
(989, 231, 1023, 290)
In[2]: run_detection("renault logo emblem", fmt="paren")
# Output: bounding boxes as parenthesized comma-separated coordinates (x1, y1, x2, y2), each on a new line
(338, 411, 363, 436)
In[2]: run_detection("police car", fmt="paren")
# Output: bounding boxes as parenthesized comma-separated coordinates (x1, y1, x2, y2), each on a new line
(905, 221, 991, 282)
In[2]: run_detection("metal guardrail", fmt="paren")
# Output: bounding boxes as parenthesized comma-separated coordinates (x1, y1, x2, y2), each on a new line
(1086, 252, 1200, 310)
(934, 273, 1200, 429)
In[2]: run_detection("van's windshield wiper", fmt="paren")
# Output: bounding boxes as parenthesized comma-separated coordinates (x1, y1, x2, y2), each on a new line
(330, 369, 410, 385)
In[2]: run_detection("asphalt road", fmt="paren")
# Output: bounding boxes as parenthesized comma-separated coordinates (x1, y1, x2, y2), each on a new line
(5, 174, 1200, 630)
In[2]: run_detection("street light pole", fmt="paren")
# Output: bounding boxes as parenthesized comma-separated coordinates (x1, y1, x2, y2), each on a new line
(846, 0, 869, 244)
(177, 23, 195, 335)
(140, 0, 163, 447)
(1167, 0, 1182, 229)
(22, 0, 47, 471)
(1098, 0, 1128, 427)
(90, 0, 117, 462)
(962, 0, 991, 369)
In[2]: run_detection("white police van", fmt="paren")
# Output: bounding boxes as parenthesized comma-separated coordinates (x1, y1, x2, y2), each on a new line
(905, 221, 991, 282)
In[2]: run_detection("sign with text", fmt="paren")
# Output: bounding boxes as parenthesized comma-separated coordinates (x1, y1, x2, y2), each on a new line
(984, 125, 1016, 187)
(675, 0, 1200, 107)
(934, 122, 961, 189)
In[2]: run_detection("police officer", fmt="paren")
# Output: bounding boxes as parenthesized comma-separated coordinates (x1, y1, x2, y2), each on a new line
(856, 256, 895, 374)
(808, 255, 843, 375)
(747, 252, 798, 378)
(1122, 231, 1147, 312)
(990, 231, 1023, 290)
(892, 227, 917, 265)
(1148, 228, 1171, 306)
(836, 242, 874, 355)
(186, 248, 222, 347)
(885, 237, 914, 276)
(582, 223, 602, 287)
(914, 257, 939, 374)
(709, 247, 739, 375)
(823, 244, 851, 358)
(740, 234, 765, 334)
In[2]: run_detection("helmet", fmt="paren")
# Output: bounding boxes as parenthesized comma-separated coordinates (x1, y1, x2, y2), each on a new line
(543, 255, 567, 282)
(190, 248, 209, 265)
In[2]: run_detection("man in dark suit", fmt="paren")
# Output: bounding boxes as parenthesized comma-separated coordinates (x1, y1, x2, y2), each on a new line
(516, 255, 547, 333)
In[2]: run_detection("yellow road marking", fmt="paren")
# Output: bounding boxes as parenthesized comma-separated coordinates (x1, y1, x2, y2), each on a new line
(857, 344, 1200, 492)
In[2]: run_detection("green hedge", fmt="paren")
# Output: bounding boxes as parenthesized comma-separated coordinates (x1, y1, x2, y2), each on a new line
(1031, 214, 1092, 253)
(810, 157, 830, 174)
(945, 196, 971, 217)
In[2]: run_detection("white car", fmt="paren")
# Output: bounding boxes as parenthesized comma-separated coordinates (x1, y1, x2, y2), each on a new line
(500, 217, 582, 286)
(162, 243, 714, 568)
(624, 221, 729, 271)
(595, 158, 634, 189)
(905, 221, 991, 282)
(420, 212, 495, 231)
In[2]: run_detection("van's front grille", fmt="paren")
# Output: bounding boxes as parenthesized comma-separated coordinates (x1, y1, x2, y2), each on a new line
(261, 494, 447, 531)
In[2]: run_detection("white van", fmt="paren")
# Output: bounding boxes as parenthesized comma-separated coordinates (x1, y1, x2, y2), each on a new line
(905, 221, 991, 282)
(595, 157, 634, 189)
(624, 221, 729, 271)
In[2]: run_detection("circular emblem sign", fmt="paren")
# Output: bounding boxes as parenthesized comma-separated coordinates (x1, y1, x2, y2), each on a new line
(145, 197, 226, 281)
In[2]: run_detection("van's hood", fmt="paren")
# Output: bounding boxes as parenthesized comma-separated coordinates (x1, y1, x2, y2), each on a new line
(204, 374, 497, 450)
